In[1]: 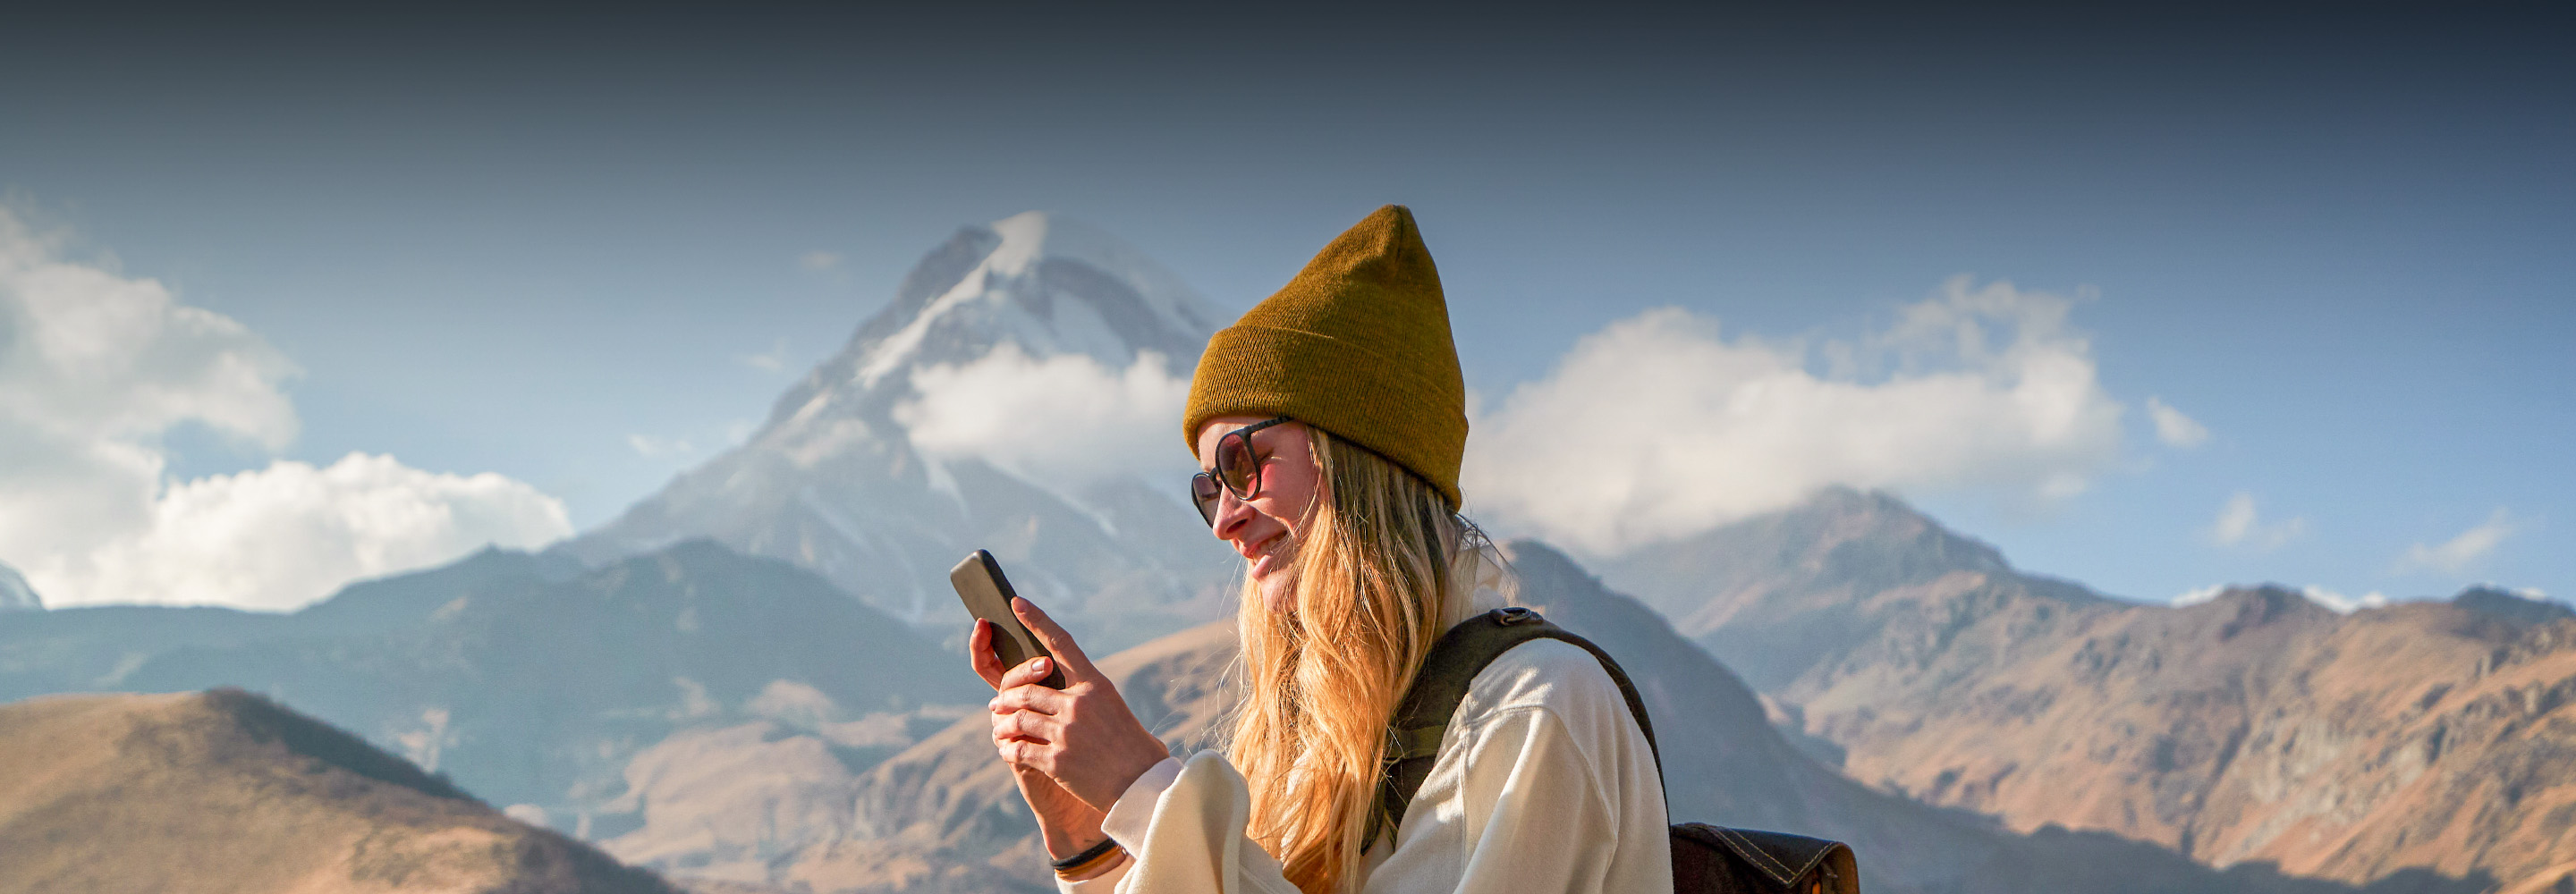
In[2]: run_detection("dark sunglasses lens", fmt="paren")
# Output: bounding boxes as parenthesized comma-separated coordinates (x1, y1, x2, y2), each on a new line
(1191, 473, 1222, 524)
(1216, 432, 1259, 495)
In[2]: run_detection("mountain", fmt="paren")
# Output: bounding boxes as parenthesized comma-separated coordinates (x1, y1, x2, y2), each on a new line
(1595, 487, 2569, 891)
(0, 687, 674, 894)
(561, 212, 1236, 654)
(0, 561, 39, 611)
(0, 540, 987, 835)
(0, 546, 583, 706)
(620, 539, 2478, 894)
(1593, 486, 2096, 692)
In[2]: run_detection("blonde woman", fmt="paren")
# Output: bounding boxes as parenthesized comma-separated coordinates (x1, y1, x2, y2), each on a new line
(970, 206, 1670, 894)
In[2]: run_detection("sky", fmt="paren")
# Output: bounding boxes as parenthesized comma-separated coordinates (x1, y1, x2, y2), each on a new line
(1, 5, 2569, 611)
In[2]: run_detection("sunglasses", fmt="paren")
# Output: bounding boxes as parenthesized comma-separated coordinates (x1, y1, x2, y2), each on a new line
(1190, 417, 1293, 526)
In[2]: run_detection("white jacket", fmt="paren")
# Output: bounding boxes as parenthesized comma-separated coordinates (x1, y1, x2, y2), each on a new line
(1061, 570, 1671, 894)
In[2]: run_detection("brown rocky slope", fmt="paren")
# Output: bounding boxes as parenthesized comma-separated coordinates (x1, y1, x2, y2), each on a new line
(0, 687, 677, 894)
(1597, 487, 2573, 892)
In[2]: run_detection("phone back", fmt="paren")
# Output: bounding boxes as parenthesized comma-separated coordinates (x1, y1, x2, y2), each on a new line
(950, 551, 1065, 688)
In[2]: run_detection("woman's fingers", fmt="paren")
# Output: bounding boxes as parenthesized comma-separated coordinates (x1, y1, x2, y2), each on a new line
(992, 680, 1069, 716)
(969, 620, 1008, 689)
(996, 655, 1057, 693)
(1012, 598, 1101, 681)
(992, 706, 1054, 742)
(994, 725, 1063, 775)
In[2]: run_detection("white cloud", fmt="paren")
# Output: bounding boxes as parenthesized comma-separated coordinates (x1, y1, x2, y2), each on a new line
(2169, 583, 2385, 613)
(2397, 509, 2519, 574)
(628, 434, 696, 459)
(1463, 277, 2127, 553)
(740, 337, 790, 372)
(2146, 396, 2209, 449)
(57, 453, 570, 611)
(799, 250, 842, 272)
(2301, 586, 2389, 614)
(2170, 584, 2226, 607)
(2206, 492, 2306, 552)
(894, 343, 1195, 490)
(0, 207, 571, 611)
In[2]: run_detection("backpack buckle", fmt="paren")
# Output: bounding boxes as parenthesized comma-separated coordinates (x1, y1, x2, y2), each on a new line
(1496, 606, 1540, 625)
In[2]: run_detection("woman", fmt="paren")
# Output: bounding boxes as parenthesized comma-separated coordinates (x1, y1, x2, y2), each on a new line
(970, 206, 1670, 894)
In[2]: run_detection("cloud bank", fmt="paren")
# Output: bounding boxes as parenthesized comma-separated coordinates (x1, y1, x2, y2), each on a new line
(0, 208, 571, 610)
(1463, 277, 2129, 554)
(2146, 397, 2209, 449)
(2206, 492, 2306, 552)
(894, 343, 1196, 491)
(69, 453, 570, 611)
(2398, 509, 2520, 574)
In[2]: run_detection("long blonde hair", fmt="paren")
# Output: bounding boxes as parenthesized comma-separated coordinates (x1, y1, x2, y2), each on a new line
(1224, 426, 1494, 894)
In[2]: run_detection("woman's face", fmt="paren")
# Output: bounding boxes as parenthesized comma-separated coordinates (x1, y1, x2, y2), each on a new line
(1194, 415, 1325, 611)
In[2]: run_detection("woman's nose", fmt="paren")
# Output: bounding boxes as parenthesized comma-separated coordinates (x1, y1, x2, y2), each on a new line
(1212, 488, 1258, 541)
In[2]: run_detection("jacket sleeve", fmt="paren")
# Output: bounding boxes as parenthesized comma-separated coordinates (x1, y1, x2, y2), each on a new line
(1068, 699, 1660, 894)
(1065, 751, 1302, 894)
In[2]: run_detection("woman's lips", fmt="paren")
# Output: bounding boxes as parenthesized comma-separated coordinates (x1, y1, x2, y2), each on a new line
(1243, 533, 1285, 578)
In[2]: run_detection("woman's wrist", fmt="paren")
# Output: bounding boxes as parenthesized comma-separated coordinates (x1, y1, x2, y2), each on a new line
(1038, 815, 1109, 860)
(1106, 742, 1172, 808)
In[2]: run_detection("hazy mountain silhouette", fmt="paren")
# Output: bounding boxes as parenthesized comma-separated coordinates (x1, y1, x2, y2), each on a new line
(0, 540, 987, 835)
(0, 561, 38, 611)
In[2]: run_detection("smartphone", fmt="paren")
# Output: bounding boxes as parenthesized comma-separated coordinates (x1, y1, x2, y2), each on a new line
(950, 550, 1067, 688)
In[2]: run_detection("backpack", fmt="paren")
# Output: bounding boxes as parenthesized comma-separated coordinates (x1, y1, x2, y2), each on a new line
(1375, 606, 1860, 894)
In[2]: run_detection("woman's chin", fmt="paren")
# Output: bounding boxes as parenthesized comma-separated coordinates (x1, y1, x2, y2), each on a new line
(1250, 558, 1292, 610)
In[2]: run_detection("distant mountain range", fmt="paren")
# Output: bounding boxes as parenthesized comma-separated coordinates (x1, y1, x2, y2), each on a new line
(0, 688, 673, 894)
(0, 540, 986, 832)
(1595, 486, 2576, 892)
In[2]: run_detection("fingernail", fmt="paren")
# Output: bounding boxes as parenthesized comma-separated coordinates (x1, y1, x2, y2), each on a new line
(1031, 658, 1050, 671)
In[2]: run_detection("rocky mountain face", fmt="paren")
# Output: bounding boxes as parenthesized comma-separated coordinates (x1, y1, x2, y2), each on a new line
(1596, 488, 2574, 892)
(0, 688, 675, 894)
(560, 212, 1236, 654)
(0, 561, 39, 611)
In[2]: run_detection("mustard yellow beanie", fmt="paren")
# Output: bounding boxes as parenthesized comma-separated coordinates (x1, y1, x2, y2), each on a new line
(1184, 205, 1469, 508)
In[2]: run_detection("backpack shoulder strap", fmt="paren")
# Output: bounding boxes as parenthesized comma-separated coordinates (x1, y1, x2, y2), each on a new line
(1373, 607, 1662, 842)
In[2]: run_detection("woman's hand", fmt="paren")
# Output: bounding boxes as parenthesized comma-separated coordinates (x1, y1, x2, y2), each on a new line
(976, 597, 1174, 814)
(973, 620, 1106, 858)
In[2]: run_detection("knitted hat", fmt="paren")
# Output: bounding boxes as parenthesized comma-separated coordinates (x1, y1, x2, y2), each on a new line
(1184, 205, 1469, 507)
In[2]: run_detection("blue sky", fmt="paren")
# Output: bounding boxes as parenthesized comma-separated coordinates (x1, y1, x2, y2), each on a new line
(1, 6, 2567, 609)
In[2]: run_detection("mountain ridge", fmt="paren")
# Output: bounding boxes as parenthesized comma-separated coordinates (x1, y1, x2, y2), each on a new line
(1597, 487, 2576, 891)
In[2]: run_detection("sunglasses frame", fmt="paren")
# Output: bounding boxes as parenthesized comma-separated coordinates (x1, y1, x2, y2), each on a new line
(1191, 416, 1294, 526)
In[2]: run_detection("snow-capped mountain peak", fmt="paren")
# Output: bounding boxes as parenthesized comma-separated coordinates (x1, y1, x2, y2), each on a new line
(843, 211, 1220, 390)
(567, 213, 1237, 642)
